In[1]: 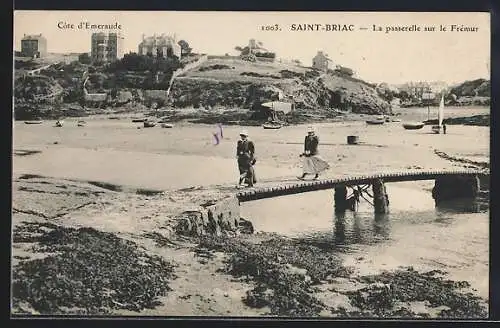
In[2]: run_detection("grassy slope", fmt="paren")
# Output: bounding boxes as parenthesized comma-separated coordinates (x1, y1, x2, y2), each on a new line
(182, 58, 309, 81)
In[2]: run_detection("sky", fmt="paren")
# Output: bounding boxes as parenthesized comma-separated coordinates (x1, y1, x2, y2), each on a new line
(13, 11, 490, 85)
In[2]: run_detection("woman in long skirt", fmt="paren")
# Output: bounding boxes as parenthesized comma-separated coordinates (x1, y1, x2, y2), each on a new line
(298, 126, 330, 180)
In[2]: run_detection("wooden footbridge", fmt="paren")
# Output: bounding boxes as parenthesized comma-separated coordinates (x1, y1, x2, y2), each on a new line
(236, 169, 488, 213)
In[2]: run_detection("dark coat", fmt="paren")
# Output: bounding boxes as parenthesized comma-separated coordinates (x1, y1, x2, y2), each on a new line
(304, 135, 319, 155)
(237, 139, 255, 164)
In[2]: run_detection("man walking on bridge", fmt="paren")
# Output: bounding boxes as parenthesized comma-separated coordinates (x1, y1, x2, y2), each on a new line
(298, 126, 330, 180)
(237, 130, 256, 188)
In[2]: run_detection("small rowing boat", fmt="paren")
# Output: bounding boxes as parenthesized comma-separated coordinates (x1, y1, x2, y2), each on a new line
(160, 123, 174, 128)
(143, 121, 156, 128)
(55, 120, 64, 127)
(262, 123, 282, 129)
(24, 120, 43, 125)
(77, 120, 86, 127)
(402, 122, 424, 130)
(366, 119, 385, 125)
(132, 118, 146, 123)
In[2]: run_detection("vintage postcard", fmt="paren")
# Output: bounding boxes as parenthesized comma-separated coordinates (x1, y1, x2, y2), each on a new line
(12, 10, 490, 318)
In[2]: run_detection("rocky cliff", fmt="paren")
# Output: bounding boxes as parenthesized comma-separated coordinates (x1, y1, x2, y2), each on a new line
(168, 58, 392, 115)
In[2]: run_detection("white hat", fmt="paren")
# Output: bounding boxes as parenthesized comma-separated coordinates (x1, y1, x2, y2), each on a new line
(307, 126, 314, 133)
(240, 130, 248, 136)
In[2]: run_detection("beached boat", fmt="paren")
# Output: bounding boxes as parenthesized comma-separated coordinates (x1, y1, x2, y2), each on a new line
(160, 123, 174, 128)
(77, 120, 86, 127)
(55, 120, 64, 127)
(391, 118, 402, 123)
(262, 123, 282, 129)
(24, 120, 43, 125)
(431, 95, 445, 134)
(366, 118, 385, 125)
(143, 121, 156, 128)
(158, 116, 174, 124)
(402, 122, 425, 130)
(132, 118, 146, 123)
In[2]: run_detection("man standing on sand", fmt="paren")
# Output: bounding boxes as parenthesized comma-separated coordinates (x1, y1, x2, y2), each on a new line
(236, 130, 256, 188)
(298, 126, 330, 180)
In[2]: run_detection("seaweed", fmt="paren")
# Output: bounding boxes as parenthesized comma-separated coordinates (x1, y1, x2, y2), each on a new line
(344, 267, 487, 318)
(196, 236, 343, 316)
(12, 223, 175, 315)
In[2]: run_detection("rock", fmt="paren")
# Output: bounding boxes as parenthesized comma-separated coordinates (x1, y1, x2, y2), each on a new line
(174, 196, 241, 237)
(238, 218, 254, 234)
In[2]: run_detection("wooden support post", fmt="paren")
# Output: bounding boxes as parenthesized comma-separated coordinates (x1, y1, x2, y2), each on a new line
(334, 185, 348, 213)
(432, 174, 480, 204)
(372, 179, 389, 213)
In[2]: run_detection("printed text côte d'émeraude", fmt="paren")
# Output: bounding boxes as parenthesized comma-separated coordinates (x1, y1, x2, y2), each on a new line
(57, 21, 122, 30)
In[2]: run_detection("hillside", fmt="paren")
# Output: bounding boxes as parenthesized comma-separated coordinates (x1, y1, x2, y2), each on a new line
(450, 79, 490, 97)
(444, 79, 490, 107)
(13, 55, 392, 121)
(170, 58, 391, 114)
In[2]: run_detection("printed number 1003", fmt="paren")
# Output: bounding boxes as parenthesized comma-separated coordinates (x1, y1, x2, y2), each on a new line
(261, 24, 281, 31)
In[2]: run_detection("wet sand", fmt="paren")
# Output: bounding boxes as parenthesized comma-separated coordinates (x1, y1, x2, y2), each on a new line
(12, 107, 490, 317)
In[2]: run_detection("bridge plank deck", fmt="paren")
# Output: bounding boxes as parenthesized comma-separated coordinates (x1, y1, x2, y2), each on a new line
(236, 170, 486, 202)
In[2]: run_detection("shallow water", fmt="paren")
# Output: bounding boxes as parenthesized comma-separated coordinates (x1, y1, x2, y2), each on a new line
(240, 182, 489, 299)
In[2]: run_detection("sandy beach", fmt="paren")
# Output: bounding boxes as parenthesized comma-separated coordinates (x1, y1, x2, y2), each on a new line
(11, 106, 490, 317)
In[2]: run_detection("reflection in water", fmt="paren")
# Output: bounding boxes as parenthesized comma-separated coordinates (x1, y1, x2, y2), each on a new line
(435, 198, 487, 214)
(351, 213, 363, 244)
(334, 211, 346, 246)
(373, 213, 391, 239)
(333, 211, 392, 248)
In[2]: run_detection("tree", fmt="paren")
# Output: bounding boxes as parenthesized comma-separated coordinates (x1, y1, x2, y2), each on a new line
(398, 90, 410, 101)
(235, 46, 250, 56)
(178, 40, 192, 56)
(78, 53, 91, 64)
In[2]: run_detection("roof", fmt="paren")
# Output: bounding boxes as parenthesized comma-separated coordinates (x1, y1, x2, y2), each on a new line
(22, 34, 46, 41)
(84, 93, 107, 102)
(314, 52, 333, 61)
(140, 35, 179, 47)
(143, 90, 169, 98)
